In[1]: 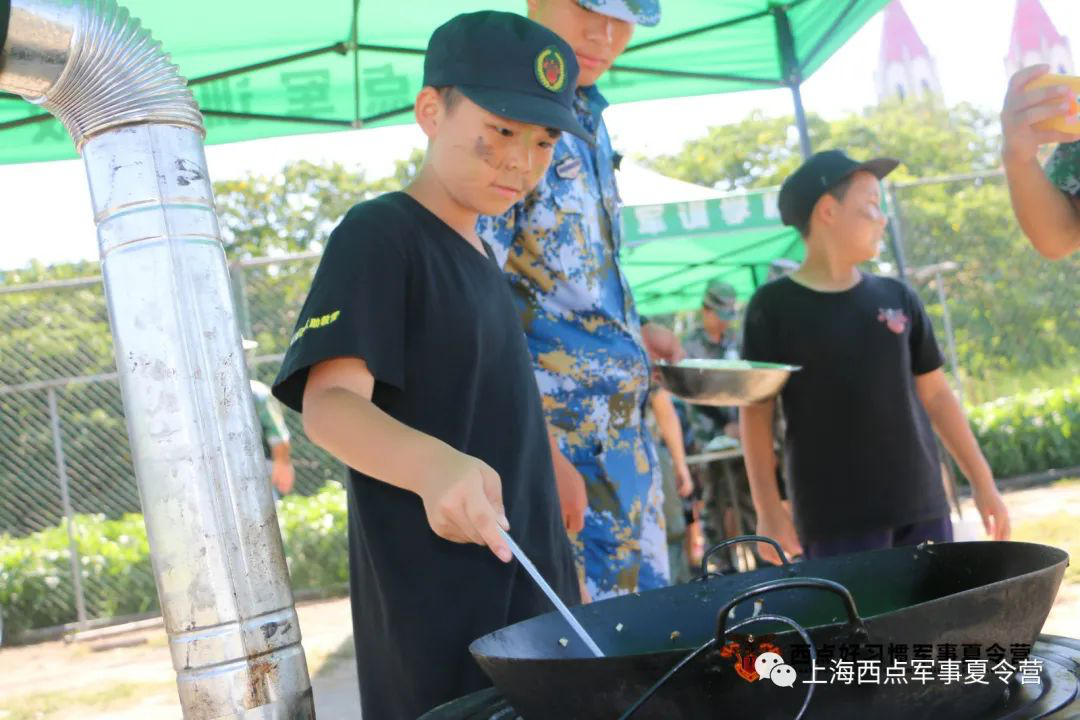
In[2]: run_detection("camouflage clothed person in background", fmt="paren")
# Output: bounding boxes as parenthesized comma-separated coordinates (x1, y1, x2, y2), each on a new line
(681, 281, 756, 551)
(478, 81, 668, 600)
(681, 326, 739, 451)
(646, 394, 693, 585)
(1045, 140, 1080, 196)
(682, 280, 739, 452)
(251, 379, 291, 459)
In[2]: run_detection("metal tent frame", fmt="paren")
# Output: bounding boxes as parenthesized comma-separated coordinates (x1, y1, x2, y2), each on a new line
(0, 0, 859, 155)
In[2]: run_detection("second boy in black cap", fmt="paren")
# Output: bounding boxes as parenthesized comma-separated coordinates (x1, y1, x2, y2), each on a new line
(271, 12, 583, 719)
(738, 150, 1010, 565)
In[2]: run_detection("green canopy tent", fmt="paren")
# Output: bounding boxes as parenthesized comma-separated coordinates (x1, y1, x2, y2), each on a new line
(621, 186, 802, 316)
(0, 0, 889, 165)
(0, 0, 889, 312)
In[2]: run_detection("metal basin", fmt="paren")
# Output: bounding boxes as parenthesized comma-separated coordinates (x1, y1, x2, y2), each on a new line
(656, 359, 800, 406)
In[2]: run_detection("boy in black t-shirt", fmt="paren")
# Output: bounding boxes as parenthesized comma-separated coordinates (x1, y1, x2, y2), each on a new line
(271, 12, 589, 719)
(739, 150, 1011, 564)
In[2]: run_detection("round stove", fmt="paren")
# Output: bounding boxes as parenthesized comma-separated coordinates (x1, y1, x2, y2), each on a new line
(420, 634, 1080, 720)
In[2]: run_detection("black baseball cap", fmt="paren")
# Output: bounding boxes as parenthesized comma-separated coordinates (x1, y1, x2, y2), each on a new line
(778, 150, 900, 231)
(423, 12, 592, 143)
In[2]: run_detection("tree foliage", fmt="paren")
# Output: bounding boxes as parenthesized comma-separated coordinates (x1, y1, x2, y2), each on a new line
(645, 99, 1080, 382)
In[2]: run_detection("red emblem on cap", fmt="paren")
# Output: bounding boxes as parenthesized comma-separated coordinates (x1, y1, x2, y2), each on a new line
(535, 46, 567, 92)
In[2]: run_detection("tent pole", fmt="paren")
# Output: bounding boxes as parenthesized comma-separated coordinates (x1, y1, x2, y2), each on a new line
(351, 0, 361, 129)
(885, 183, 909, 280)
(790, 82, 812, 159)
(622, 8, 774, 54)
(772, 5, 813, 159)
(934, 267, 964, 401)
(190, 42, 349, 87)
(609, 63, 783, 85)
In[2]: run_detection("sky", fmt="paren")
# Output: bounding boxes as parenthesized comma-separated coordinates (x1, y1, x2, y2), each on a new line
(0, 0, 1077, 271)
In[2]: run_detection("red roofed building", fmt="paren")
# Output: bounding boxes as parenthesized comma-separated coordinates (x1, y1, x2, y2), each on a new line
(875, 0, 942, 103)
(1005, 0, 1073, 77)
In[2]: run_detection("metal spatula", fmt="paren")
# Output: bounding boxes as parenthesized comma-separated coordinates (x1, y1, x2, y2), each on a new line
(498, 528, 605, 658)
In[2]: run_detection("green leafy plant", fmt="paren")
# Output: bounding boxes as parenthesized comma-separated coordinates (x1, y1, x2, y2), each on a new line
(968, 380, 1080, 479)
(0, 483, 348, 639)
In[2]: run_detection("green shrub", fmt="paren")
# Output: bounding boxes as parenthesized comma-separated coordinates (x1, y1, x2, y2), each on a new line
(0, 513, 157, 639)
(5, 376, 1079, 639)
(277, 483, 348, 591)
(968, 379, 1080, 479)
(1, 483, 348, 640)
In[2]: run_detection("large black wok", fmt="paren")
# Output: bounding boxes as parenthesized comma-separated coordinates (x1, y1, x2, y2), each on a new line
(470, 539, 1068, 719)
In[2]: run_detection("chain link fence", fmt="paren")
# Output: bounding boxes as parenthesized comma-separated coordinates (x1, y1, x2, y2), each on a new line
(0, 255, 343, 635)
(3, 172, 1078, 635)
(233, 253, 346, 491)
(885, 171, 1080, 405)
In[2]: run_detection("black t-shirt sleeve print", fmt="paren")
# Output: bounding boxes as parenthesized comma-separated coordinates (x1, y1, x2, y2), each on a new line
(273, 203, 409, 413)
(903, 284, 945, 376)
(740, 286, 778, 363)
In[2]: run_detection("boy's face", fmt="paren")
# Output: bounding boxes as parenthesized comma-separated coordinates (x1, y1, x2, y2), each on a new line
(528, 0, 634, 87)
(419, 91, 561, 216)
(816, 171, 888, 264)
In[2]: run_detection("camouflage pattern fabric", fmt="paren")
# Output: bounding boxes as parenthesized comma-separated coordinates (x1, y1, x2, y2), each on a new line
(576, 0, 660, 26)
(1046, 140, 1080, 197)
(251, 379, 290, 459)
(681, 327, 739, 447)
(679, 327, 755, 551)
(478, 86, 668, 599)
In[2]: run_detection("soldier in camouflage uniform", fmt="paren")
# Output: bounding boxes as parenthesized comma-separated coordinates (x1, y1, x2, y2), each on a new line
(478, 0, 681, 600)
(683, 281, 740, 456)
(244, 339, 295, 496)
(645, 387, 695, 584)
(1001, 65, 1080, 259)
(681, 281, 757, 555)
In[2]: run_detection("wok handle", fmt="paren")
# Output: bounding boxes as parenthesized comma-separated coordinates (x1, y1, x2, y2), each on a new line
(715, 577, 867, 644)
(699, 535, 790, 579)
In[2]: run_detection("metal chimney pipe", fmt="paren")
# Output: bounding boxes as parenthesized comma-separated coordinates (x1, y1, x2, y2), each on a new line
(0, 2, 314, 717)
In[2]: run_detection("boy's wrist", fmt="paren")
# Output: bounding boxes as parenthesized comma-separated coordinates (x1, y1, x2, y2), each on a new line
(967, 463, 996, 493)
(403, 435, 452, 496)
(751, 484, 785, 517)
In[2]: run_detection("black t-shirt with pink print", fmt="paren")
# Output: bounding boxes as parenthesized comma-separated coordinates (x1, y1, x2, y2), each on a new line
(741, 272, 948, 543)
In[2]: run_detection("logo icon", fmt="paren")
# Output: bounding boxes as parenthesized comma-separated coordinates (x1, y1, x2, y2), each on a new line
(877, 307, 910, 335)
(755, 651, 785, 680)
(719, 635, 798, 687)
(719, 634, 782, 682)
(536, 46, 567, 92)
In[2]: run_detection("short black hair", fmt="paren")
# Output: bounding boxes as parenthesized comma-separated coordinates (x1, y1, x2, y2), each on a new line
(797, 174, 857, 238)
(435, 86, 463, 112)
(827, 175, 856, 203)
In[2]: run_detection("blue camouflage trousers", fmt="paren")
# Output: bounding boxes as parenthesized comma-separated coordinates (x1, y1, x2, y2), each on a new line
(550, 394, 669, 600)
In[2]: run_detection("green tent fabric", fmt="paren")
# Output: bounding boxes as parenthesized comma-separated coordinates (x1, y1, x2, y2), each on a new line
(0, 0, 889, 165)
(621, 188, 803, 316)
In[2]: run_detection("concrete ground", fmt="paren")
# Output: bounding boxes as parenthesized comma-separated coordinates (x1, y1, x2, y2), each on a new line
(0, 597, 360, 719)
